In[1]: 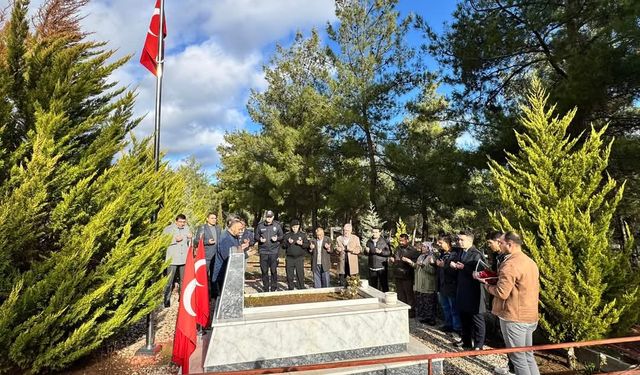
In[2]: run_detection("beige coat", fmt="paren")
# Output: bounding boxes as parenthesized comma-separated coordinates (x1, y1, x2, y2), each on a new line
(336, 234, 362, 275)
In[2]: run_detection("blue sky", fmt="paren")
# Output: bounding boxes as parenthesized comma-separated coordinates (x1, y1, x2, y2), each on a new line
(14, 0, 462, 174)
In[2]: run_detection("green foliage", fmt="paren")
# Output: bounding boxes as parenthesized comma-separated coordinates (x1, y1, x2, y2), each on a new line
(219, 31, 336, 225)
(328, 0, 423, 209)
(359, 203, 386, 246)
(340, 275, 361, 299)
(430, 0, 640, 241)
(0, 2, 181, 372)
(390, 217, 408, 250)
(489, 80, 640, 342)
(384, 83, 472, 236)
(175, 157, 218, 226)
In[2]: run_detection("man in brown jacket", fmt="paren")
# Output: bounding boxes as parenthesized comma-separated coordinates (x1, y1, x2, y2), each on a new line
(479, 231, 540, 375)
(336, 223, 362, 285)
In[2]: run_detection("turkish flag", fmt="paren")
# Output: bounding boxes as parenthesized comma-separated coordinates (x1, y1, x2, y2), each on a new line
(172, 244, 196, 374)
(140, 0, 167, 75)
(194, 238, 210, 326)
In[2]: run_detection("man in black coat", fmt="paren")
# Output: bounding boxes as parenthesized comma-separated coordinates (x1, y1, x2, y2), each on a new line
(282, 220, 309, 290)
(195, 212, 222, 298)
(365, 227, 391, 292)
(255, 210, 284, 292)
(435, 234, 462, 334)
(448, 230, 487, 350)
(309, 227, 332, 288)
(392, 233, 421, 317)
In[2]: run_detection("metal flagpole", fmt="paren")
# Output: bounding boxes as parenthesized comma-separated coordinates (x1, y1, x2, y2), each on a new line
(137, 0, 165, 356)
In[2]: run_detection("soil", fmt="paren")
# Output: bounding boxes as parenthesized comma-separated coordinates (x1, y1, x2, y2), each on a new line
(244, 292, 360, 307)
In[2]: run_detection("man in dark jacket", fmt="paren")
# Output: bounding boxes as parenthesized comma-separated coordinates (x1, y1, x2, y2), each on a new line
(212, 215, 248, 299)
(365, 227, 391, 292)
(282, 220, 309, 290)
(254, 210, 284, 292)
(309, 227, 332, 288)
(195, 212, 222, 297)
(435, 233, 462, 334)
(392, 233, 421, 317)
(449, 230, 487, 350)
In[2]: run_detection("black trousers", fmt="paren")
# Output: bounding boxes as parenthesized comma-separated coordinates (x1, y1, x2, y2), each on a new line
(395, 278, 415, 316)
(163, 264, 184, 305)
(338, 256, 352, 286)
(459, 311, 486, 349)
(368, 268, 389, 292)
(260, 253, 279, 292)
(286, 256, 306, 290)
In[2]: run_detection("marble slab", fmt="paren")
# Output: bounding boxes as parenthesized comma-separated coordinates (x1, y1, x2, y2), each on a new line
(204, 301, 410, 371)
(214, 253, 245, 320)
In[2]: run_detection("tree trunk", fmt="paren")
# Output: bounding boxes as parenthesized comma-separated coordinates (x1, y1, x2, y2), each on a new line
(363, 125, 378, 210)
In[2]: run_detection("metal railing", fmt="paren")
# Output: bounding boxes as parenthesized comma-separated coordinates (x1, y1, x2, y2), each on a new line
(205, 335, 640, 375)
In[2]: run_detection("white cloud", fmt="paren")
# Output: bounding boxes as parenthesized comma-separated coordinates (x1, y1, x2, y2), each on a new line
(74, 0, 336, 172)
(0, 0, 335, 171)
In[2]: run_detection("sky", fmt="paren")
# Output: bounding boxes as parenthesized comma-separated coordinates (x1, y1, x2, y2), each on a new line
(17, 0, 460, 175)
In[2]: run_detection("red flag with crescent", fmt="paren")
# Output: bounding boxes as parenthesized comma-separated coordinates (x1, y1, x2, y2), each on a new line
(172, 243, 196, 374)
(140, 0, 167, 75)
(194, 238, 210, 326)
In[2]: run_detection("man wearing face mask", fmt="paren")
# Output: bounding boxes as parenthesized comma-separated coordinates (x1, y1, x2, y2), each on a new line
(255, 210, 284, 292)
(449, 229, 487, 350)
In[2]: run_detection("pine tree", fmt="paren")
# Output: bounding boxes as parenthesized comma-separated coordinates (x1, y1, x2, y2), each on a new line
(359, 203, 386, 247)
(0, 1, 183, 372)
(489, 79, 640, 342)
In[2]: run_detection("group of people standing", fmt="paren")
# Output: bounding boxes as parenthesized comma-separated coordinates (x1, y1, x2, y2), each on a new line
(163, 211, 540, 375)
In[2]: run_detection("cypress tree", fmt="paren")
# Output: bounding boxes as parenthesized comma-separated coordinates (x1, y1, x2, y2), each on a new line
(489, 80, 640, 342)
(0, 1, 183, 372)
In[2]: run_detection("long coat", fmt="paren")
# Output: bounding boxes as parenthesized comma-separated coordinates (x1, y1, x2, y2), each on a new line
(309, 237, 333, 271)
(336, 234, 362, 275)
(450, 246, 487, 314)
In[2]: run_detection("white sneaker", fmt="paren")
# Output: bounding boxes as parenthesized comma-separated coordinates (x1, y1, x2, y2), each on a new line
(494, 366, 515, 375)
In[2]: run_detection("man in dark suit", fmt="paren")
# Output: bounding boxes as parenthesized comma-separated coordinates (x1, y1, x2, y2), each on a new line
(282, 219, 309, 290)
(448, 230, 487, 350)
(309, 227, 332, 288)
(195, 212, 222, 298)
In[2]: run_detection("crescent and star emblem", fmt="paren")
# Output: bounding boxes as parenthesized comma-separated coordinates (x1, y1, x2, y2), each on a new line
(182, 259, 207, 317)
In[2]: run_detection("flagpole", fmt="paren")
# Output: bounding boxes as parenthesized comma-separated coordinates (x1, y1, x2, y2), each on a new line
(138, 0, 165, 356)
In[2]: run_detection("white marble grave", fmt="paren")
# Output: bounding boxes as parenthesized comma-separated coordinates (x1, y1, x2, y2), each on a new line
(203, 253, 442, 374)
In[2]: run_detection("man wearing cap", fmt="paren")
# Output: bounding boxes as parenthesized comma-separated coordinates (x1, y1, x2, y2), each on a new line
(255, 210, 284, 292)
(282, 220, 309, 290)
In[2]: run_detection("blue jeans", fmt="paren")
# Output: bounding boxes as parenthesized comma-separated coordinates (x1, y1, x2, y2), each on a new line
(438, 292, 462, 332)
(313, 265, 330, 288)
